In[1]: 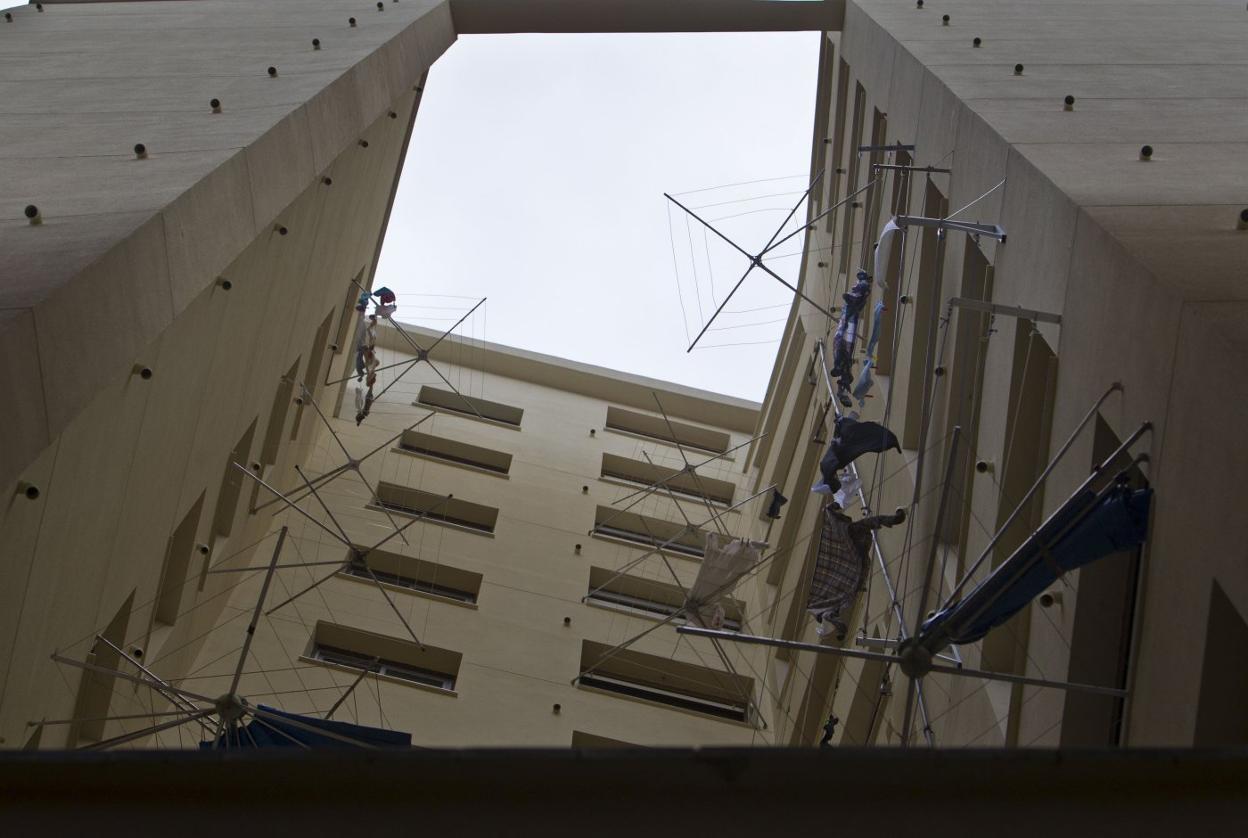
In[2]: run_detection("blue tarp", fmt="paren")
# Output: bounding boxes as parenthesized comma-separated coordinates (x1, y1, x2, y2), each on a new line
(920, 485, 1152, 650)
(200, 705, 411, 749)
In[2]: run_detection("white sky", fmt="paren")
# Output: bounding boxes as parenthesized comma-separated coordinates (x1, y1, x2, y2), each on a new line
(374, 32, 821, 403)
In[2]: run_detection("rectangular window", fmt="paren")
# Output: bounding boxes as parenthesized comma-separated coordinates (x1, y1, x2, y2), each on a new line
(591, 505, 705, 558)
(331, 269, 366, 358)
(603, 406, 729, 455)
(600, 453, 734, 506)
(154, 493, 205, 626)
(342, 547, 482, 605)
(838, 81, 867, 278)
(259, 359, 300, 466)
(69, 592, 134, 745)
(308, 621, 461, 693)
(398, 430, 512, 476)
(416, 385, 523, 428)
(374, 482, 499, 534)
(587, 567, 741, 631)
(211, 418, 257, 539)
(290, 309, 335, 440)
(578, 640, 753, 723)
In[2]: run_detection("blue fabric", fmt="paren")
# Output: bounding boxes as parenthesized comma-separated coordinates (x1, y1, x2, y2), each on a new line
(920, 485, 1152, 648)
(200, 705, 411, 749)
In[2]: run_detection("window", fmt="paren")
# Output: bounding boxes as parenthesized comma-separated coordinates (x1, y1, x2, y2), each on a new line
(341, 547, 482, 605)
(838, 80, 867, 278)
(603, 406, 729, 455)
(69, 592, 134, 745)
(1194, 580, 1248, 746)
(415, 385, 523, 428)
(578, 640, 753, 723)
(591, 505, 706, 558)
(331, 269, 366, 358)
(398, 430, 512, 476)
(154, 493, 204, 626)
(290, 309, 335, 440)
(211, 418, 257, 539)
(312, 644, 455, 691)
(259, 358, 300, 466)
(600, 453, 734, 506)
(587, 567, 741, 631)
(374, 482, 499, 534)
(307, 621, 461, 693)
(901, 179, 949, 450)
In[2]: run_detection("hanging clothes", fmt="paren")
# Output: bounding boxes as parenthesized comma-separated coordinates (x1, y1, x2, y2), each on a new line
(920, 484, 1152, 651)
(873, 218, 903, 292)
(816, 415, 901, 495)
(807, 505, 906, 640)
(368, 287, 397, 319)
(766, 489, 789, 520)
(832, 474, 862, 511)
(200, 705, 410, 749)
(820, 713, 840, 747)
(687, 533, 764, 629)
(851, 301, 885, 408)
(354, 316, 379, 425)
(830, 271, 872, 407)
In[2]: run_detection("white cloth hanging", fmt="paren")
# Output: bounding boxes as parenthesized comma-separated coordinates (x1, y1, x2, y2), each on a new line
(874, 218, 903, 291)
(687, 533, 764, 628)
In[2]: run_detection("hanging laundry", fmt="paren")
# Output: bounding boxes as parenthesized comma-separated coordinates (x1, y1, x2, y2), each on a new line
(816, 415, 901, 495)
(807, 505, 906, 640)
(830, 271, 872, 407)
(354, 315, 380, 425)
(200, 704, 410, 749)
(820, 713, 840, 748)
(920, 483, 1152, 651)
(372, 286, 398, 319)
(766, 488, 788, 520)
(354, 314, 378, 381)
(873, 218, 903, 291)
(852, 301, 886, 408)
(687, 533, 764, 629)
(832, 474, 862, 511)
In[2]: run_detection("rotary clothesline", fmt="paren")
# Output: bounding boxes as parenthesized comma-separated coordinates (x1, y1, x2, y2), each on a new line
(50, 528, 409, 751)
(680, 145, 1158, 747)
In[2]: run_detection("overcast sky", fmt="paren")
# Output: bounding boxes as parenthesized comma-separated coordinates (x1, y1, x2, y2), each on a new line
(374, 32, 820, 403)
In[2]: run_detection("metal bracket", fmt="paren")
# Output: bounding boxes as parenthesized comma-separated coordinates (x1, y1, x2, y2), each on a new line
(858, 143, 916, 153)
(872, 163, 952, 175)
(948, 296, 1061, 325)
(895, 214, 1007, 242)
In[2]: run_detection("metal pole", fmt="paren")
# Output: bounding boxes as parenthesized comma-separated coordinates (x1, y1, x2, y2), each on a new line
(678, 628, 1129, 698)
(939, 381, 1126, 610)
(901, 426, 961, 747)
(90, 636, 217, 734)
(229, 526, 287, 696)
(325, 661, 376, 720)
(813, 339, 935, 745)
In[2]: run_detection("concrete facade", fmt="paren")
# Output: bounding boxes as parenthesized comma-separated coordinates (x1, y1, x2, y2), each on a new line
(1, 0, 1246, 758)
(749, 1, 1248, 749)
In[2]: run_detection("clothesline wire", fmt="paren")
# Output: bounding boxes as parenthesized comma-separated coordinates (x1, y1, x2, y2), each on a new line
(946, 177, 1006, 222)
(672, 173, 807, 198)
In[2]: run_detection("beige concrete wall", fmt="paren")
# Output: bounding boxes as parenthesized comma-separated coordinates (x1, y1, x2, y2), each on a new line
(0, 0, 451, 747)
(0, 0, 454, 493)
(181, 334, 769, 747)
(749, 0, 1248, 748)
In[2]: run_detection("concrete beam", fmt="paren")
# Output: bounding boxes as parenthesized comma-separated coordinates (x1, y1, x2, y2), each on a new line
(449, 0, 844, 33)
